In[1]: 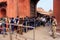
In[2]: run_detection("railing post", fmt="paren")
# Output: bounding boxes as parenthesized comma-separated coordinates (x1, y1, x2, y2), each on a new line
(33, 19, 35, 40)
(33, 27, 35, 40)
(26, 21, 28, 33)
(9, 24, 12, 40)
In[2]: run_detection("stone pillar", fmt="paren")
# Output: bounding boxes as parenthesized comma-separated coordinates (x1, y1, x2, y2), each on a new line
(30, 0, 39, 17)
(54, 0, 60, 24)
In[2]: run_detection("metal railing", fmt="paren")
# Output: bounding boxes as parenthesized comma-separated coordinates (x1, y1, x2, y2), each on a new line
(0, 22, 35, 40)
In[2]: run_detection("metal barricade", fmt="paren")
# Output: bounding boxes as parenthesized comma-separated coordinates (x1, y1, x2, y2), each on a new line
(0, 23, 35, 40)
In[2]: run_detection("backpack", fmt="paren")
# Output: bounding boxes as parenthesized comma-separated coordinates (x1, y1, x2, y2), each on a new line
(10, 19, 14, 23)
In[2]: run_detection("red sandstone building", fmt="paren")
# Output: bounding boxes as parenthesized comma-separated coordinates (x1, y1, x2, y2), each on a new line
(0, 0, 60, 24)
(0, 0, 39, 18)
(54, 0, 60, 24)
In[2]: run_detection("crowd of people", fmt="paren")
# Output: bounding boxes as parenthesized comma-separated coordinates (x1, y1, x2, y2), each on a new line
(0, 15, 57, 38)
(23, 15, 53, 27)
(0, 16, 20, 34)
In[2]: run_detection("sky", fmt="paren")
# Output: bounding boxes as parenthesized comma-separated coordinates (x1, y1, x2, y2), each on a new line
(37, 0, 53, 11)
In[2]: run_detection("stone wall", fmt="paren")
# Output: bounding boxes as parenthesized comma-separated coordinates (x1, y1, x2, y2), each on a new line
(0, 0, 30, 18)
(18, 0, 30, 18)
(54, 0, 60, 24)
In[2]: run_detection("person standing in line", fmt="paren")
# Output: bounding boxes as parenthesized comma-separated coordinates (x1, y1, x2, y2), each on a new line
(15, 16, 19, 30)
(0, 18, 2, 34)
(10, 18, 15, 33)
(2, 18, 7, 34)
(41, 16, 46, 27)
(17, 18, 23, 35)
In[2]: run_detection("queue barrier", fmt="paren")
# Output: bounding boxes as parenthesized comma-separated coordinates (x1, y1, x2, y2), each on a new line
(0, 22, 35, 40)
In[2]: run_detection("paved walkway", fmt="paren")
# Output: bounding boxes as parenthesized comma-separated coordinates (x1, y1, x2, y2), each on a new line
(0, 26, 60, 40)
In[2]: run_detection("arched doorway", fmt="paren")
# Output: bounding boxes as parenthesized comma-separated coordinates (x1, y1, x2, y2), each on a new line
(0, 2, 7, 18)
(37, 0, 53, 17)
(0, 8, 6, 17)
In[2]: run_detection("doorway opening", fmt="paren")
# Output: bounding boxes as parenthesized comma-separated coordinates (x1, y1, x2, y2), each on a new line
(37, 0, 53, 17)
(0, 2, 7, 18)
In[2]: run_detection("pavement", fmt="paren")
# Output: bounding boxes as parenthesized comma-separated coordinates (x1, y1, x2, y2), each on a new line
(0, 26, 60, 40)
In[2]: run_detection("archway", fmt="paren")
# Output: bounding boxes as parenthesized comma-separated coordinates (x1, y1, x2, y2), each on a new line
(0, 2, 7, 18)
(0, 8, 6, 17)
(37, 0, 53, 17)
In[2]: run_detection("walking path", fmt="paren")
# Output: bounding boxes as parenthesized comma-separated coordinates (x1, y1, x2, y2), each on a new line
(0, 26, 60, 40)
